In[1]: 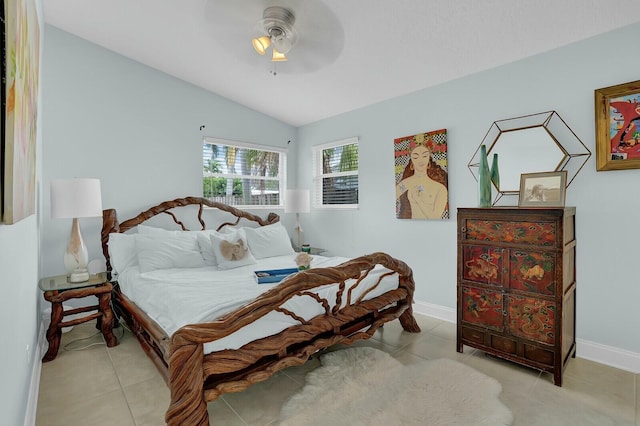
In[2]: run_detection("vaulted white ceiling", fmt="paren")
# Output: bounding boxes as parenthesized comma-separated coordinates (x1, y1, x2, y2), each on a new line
(44, 0, 640, 127)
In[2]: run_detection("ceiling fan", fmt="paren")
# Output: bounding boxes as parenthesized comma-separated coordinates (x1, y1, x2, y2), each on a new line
(205, 1, 345, 75)
(251, 6, 298, 62)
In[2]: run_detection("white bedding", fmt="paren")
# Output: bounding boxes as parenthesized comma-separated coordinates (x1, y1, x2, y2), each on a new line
(117, 254, 399, 353)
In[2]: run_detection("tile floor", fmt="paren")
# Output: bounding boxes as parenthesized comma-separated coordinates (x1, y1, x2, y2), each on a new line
(36, 314, 639, 426)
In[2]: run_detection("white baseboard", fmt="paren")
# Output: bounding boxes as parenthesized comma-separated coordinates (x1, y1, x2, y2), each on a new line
(413, 299, 456, 323)
(576, 339, 640, 374)
(24, 321, 46, 426)
(413, 299, 640, 374)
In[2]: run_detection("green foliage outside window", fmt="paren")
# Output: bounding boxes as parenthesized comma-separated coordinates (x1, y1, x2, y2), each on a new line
(203, 177, 242, 198)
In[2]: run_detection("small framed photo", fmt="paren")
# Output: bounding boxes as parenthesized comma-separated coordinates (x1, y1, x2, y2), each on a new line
(518, 171, 567, 207)
(594, 79, 640, 171)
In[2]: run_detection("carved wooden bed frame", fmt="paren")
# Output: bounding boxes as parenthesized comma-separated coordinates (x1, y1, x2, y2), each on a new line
(101, 197, 420, 425)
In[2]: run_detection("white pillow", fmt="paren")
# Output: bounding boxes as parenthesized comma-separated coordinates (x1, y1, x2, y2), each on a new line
(138, 224, 218, 266)
(210, 228, 257, 270)
(108, 233, 138, 275)
(136, 234, 206, 273)
(138, 224, 186, 235)
(244, 222, 295, 259)
(196, 232, 218, 266)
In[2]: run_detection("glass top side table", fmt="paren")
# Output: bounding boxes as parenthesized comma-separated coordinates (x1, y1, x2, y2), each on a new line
(39, 271, 109, 292)
(39, 272, 118, 362)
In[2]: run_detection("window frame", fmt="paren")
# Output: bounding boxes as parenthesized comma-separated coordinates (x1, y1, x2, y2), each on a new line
(312, 136, 359, 209)
(202, 137, 287, 210)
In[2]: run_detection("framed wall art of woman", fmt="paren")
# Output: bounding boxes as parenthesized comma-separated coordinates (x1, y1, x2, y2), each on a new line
(394, 129, 449, 220)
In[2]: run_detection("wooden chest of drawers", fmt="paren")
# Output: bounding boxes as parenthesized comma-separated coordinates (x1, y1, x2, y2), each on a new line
(456, 207, 576, 386)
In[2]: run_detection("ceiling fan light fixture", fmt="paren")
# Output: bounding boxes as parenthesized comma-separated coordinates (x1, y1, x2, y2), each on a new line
(252, 6, 297, 60)
(272, 49, 287, 62)
(252, 36, 271, 55)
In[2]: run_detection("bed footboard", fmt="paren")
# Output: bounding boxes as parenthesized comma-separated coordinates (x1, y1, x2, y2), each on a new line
(163, 252, 419, 426)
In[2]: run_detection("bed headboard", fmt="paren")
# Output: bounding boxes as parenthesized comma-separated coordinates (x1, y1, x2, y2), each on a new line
(101, 196, 280, 273)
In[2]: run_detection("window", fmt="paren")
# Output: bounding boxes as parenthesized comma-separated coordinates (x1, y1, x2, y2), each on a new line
(203, 137, 287, 208)
(313, 137, 359, 208)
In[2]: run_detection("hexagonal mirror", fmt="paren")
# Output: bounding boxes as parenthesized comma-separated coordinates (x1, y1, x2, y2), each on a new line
(468, 111, 591, 205)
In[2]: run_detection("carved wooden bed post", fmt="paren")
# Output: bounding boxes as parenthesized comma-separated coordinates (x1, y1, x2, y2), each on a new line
(102, 209, 120, 274)
(398, 275, 421, 333)
(165, 338, 208, 426)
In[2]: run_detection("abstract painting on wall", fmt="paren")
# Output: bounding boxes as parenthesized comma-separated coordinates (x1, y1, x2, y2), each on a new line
(1, 0, 40, 224)
(394, 129, 449, 220)
(595, 79, 640, 171)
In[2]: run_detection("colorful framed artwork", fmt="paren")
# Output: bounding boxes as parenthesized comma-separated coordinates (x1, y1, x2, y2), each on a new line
(595, 80, 640, 171)
(394, 129, 449, 220)
(518, 171, 567, 208)
(1, 0, 40, 224)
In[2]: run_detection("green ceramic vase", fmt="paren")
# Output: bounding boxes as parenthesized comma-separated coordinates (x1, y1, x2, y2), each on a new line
(490, 153, 500, 191)
(478, 145, 492, 207)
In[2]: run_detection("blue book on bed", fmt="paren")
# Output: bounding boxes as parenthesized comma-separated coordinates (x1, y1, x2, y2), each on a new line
(253, 268, 299, 284)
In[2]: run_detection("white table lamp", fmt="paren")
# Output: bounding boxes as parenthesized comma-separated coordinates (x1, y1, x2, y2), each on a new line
(284, 189, 310, 249)
(51, 178, 103, 283)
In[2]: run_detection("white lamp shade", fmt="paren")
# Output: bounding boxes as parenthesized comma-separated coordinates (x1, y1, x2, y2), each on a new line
(51, 178, 103, 219)
(284, 189, 310, 213)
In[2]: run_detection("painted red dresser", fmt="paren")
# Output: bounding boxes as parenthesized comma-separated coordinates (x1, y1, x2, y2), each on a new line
(456, 207, 576, 386)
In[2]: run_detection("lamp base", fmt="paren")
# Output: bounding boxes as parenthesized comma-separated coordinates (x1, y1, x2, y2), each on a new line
(69, 269, 90, 283)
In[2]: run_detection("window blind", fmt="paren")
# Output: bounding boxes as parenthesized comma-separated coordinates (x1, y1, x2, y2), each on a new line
(313, 137, 359, 208)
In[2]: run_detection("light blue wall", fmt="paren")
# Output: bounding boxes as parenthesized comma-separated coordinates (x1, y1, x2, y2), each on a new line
(0, 1, 44, 425)
(40, 25, 298, 278)
(297, 22, 640, 354)
(0, 216, 40, 425)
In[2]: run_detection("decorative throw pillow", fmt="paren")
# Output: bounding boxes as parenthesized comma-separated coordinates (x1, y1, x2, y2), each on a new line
(244, 222, 295, 259)
(136, 233, 206, 273)
(108, 233, 138, 274)
(210, 228, 257, 270)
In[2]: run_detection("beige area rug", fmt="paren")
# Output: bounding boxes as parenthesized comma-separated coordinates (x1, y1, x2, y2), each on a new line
(278, 347, 513, 426)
